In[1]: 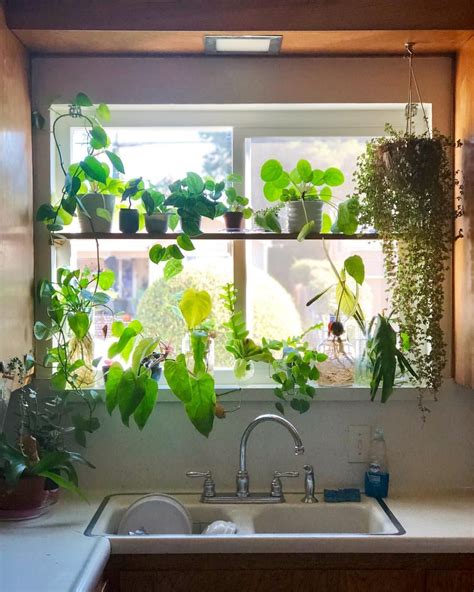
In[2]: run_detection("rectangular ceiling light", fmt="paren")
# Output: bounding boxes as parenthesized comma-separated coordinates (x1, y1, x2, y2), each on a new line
(204, 35, 282, 55)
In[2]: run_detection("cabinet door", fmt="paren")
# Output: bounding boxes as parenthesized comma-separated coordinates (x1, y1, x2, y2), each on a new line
(426, 570, 474, 592)
(328, 570, 424, 592)
(119, 570, 328, 592)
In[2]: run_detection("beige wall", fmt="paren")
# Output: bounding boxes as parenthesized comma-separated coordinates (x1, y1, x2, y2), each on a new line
(0, 4, 33, 360)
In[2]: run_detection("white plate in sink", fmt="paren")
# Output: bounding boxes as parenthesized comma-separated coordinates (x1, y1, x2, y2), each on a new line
(117, 493, 192, 535)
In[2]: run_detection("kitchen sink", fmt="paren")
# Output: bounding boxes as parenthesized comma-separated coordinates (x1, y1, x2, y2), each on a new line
(85, 492, 405, 548)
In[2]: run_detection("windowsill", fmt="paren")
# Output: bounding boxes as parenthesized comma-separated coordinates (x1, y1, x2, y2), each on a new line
(33, 379, 437, 402)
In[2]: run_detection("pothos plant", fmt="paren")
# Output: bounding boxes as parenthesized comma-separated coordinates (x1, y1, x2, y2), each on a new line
(36, 92, 125, 232)
(355, 124, 459, 410)
(34, 266, 115, 447)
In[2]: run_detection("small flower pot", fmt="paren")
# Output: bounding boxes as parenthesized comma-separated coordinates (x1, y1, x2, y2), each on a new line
(224, 211, 244, 231)
(0, 476, 50, 519)
(119, 209, 139, 234)
(77, 193, 115, 233)
(286, 200, 323, 234)
(145, 213, 169, 234)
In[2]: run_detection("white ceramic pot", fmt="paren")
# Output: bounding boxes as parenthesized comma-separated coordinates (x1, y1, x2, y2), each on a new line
(286, 200, 323, 233)
(77, 193, 115, 233)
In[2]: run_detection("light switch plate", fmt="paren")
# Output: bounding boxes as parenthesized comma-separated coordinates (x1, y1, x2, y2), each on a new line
(347, 425, 370, 463)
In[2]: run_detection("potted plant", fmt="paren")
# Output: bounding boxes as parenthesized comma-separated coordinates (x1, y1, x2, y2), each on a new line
(355, 124, 457, 405)
(36, 93, 125, 234)
(253, 204, 283, 233)
(165, 172, 226, 236)
(119, 177, 145, 233)
(0, 384, 95, 518)
(221, 174, 253, 231)
(260, 159, 345, 237)
(141, 186, 179, 234)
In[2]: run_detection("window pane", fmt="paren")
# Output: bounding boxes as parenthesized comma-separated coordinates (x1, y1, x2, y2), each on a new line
(70, 239, 234, 369)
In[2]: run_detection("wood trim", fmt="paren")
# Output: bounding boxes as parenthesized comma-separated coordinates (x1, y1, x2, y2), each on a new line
(453, 35, 474, 386)
(6, 1, 474, 32)
(11, 29, 474, 56)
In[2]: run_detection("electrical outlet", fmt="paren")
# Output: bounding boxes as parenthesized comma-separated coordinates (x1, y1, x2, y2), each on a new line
(347, 425, 370, 463)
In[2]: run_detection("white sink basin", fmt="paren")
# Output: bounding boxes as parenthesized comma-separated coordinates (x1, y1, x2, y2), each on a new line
(85, 492, 404, 551)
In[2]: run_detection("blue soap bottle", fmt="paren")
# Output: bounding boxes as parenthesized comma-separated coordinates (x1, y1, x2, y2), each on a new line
(365, 427, 389, 498)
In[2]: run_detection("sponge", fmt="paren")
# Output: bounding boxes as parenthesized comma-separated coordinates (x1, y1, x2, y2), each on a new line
(324, 488, 361, 503)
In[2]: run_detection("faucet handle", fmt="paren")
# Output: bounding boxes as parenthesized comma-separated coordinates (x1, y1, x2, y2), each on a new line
(186, 470, 216, 499)
(271, 471, 299, 498)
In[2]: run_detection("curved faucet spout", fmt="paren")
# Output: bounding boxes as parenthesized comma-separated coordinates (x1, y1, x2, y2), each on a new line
(237, 414, 304, 497)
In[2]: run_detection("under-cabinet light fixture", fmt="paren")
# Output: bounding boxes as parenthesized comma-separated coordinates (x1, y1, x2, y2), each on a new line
(204, 35, 282, 55)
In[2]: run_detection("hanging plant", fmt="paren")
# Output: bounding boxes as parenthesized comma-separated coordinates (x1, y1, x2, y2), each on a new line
(355, 126, 458, 409)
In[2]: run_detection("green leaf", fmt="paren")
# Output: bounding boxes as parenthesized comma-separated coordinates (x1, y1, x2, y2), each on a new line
(275, 402, 285, 415)
(191, 332, 207, 375)
(90, 126, 108, 149)
(324, 167, 344, 186)
(290, 398, 310, 414)
(74, 92, 93, 107)
(186, 172, 205, 194)
(108, 325, 140, 359)
(33, 321, 50, 340)
(133, 378, 158, 430)
(80, 155, 107, 184)
(306, 284, 334, 307)
(97, 269, 115, 291)
(97, 103, 111, 121)
(105, 150, 125, 175)
(51, 370, 67, 391)
(105, 362, 124, 413)
(177, 234, 195, 251)
(320, 186, 332, 202)
(272, 172, 290, 189)
(36, 203, 57, 222)
(65, 174, 81, 198)
(117, 369, 141, 426)
(186, 372, 216, 437)
(321, 212, 332, 233)
(38, 470, 87, 501)
(164, 355, 192, 403)
(111, 320, 125, 337)
(163, 258, 183, 280)
(68, 312, 90, 340)
(312, 169, 325, 185)
(297, 159, 313, 183)
(166, 244, 184, 260)
(297, 220, 315, 242)
(263, 182, 282, 202)
(179, 288, 212, 331)
(131, 337, 158, 374)
(149, 244, 166, 264)
(260, 160, 283, 182)
(336, 199, 359, 235)
(344, 255, 365, 285)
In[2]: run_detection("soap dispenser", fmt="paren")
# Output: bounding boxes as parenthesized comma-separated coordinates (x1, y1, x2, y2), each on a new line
(365, 427, 389, 498)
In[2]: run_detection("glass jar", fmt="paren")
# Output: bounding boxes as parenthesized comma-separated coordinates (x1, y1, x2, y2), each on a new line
(317, 321, 355, 387)
(181, 332, 215, 373)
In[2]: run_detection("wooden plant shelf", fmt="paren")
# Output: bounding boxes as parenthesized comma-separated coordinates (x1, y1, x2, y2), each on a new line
(53, 231, 379, 241)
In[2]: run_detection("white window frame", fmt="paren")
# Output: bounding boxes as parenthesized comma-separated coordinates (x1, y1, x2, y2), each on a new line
(50, 103, 433, 387)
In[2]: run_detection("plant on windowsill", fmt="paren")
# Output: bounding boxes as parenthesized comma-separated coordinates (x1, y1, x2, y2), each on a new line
(141, 185, 179, 234)
(119, 177, 145, 234)
(260, 158, 359, 240)
(36, 92, 125, 234)
(220, 174, 253, 231)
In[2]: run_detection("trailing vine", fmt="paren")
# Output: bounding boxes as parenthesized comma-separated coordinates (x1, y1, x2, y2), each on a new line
(355, 124, 460, 413)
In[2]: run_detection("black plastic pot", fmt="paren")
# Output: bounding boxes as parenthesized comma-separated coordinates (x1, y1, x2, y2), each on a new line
(119, 209, 139, 234)
(224, 211, 244, 231)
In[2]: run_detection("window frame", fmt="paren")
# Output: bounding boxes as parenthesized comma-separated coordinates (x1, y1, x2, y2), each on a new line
(49, 103, 434, 387)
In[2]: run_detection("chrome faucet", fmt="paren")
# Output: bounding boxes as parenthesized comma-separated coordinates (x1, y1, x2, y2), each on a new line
(302, 464, 318, 503)
(188, 414, 304, 504)
(236, 414, 304, 498)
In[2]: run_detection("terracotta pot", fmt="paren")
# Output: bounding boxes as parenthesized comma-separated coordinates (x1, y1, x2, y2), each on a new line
(224, 211, 244, 231)
(0, 476, 48, 511)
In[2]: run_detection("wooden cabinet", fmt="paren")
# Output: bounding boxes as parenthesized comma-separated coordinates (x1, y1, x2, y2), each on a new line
(426, 570, 474, 592)
(104, 554, 474, 592)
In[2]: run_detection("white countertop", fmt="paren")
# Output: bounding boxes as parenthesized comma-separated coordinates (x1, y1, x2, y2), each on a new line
(0, 490, 473, 592)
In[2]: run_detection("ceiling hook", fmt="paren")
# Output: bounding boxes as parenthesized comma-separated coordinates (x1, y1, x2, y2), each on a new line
(405, 42, 415, 57)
